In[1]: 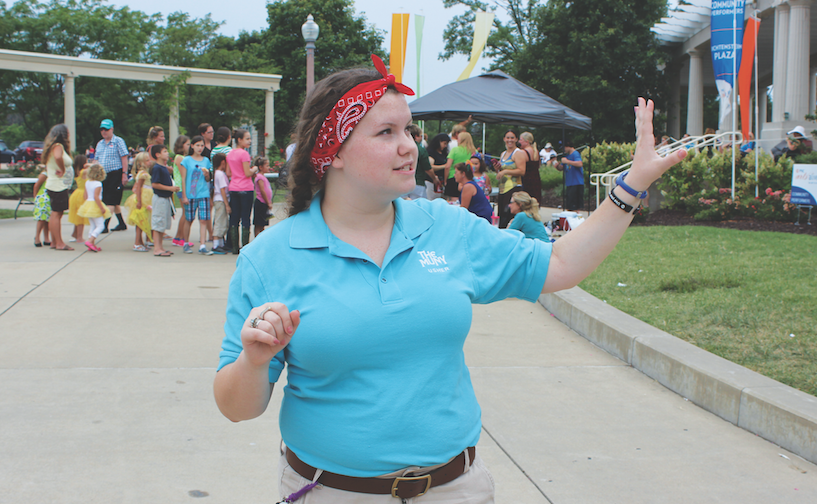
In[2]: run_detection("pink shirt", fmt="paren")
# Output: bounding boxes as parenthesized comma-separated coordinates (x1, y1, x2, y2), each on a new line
(255, 174, 272, 204)
(227, 148, 253, 191)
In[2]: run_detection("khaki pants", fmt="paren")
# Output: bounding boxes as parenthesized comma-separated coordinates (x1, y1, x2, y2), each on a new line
(278, 448, 495, 503)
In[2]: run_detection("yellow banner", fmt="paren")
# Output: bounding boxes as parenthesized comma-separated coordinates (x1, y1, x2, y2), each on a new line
(458, 11, 494, 81)
(390, 13, 410, 83)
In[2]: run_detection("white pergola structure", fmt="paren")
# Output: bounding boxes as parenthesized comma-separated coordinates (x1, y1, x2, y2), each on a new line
(654, 0, 815, 151)
(0, 49, 282, 152)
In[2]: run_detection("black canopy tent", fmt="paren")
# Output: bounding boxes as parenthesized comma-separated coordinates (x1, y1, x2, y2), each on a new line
(408, 70, 592, 130)
(409, 70, 593, 210)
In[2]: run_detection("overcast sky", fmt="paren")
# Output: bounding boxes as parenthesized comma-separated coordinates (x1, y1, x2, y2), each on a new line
(108, 0, 498, 100)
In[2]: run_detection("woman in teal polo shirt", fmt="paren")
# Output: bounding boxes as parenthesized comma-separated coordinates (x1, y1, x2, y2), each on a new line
(214, 55, 686, 503)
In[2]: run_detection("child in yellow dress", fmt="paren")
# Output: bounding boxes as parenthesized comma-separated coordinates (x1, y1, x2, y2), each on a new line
(123, 152, 154, 252)
(67, 154, 89, 243)
(77, 163, 112, 252)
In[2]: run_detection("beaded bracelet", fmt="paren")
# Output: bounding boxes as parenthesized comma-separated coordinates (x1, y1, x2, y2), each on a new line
(615, 170, 649, 199)
(608, 187, 639, 214)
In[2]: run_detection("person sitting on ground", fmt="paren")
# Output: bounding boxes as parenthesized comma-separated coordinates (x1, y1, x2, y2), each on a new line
(507, 191, 550, 242)
(454, 162, 493, 223)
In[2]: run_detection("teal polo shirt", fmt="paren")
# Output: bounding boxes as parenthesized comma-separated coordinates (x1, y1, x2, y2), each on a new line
(219, 194, 552, 477)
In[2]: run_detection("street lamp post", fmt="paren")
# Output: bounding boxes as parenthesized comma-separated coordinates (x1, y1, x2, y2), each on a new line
(301, 14, 320, 96)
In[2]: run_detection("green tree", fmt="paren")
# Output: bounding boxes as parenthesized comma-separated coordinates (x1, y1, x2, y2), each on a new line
(260, 0, 385, 147)
(0, 0, 160, 149)
(441, 0, 669, 143)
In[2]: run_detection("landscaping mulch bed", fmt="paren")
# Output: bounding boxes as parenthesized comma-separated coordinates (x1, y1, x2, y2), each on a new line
(537, 189, 816, 237)
(635, 208, 817, 236)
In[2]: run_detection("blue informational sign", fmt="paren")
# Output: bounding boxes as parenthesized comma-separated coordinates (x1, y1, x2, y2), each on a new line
(791, 164, 817, 206)
(710, 0, 745, 127)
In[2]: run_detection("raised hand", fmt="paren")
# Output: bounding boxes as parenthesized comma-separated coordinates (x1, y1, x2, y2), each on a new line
(627, 98, 687, 190)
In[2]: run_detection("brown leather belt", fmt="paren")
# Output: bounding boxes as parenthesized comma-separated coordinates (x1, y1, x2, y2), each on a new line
(285, 446, 476, 499)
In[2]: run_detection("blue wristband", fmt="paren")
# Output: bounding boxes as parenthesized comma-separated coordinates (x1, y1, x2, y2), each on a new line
(615, 171, 648, 199)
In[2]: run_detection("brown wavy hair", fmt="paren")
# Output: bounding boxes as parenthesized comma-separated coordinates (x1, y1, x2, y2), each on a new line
(42, 124, 70, 165)
(287, 67, 383, 216)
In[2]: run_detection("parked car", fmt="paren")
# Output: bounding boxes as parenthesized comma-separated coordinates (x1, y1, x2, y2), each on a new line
(0, 139, 15, 164)
(14, 140, 44, 162)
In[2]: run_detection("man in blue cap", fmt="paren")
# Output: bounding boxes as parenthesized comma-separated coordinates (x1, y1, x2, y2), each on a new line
(95, 119, 129, 232)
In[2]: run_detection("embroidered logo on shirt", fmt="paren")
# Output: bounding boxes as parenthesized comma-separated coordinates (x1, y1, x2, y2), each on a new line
(417, 250, 449, 273)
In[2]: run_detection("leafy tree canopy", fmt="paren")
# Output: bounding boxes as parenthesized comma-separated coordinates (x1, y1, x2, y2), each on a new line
(0, 0, 385, 153)
(260, 0, 385, 146)
(441, 0, 669, 143)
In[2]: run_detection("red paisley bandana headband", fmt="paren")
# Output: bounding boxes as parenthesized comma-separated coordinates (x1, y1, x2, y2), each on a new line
(310, 54, 415, 181)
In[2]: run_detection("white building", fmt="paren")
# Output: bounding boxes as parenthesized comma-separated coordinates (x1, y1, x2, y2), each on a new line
(655, 0, 815, 151)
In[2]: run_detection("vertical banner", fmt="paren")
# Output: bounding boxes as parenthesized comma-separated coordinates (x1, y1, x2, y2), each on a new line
(738, 16, 760, 140)
(457, 11, 494, 81)
(711, 0, 745, 128)
(390, 13, 410, 84)
(415, 14, 425, 96)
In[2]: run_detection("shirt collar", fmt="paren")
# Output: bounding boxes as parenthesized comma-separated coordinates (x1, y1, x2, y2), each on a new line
(289, 192, 434, 251)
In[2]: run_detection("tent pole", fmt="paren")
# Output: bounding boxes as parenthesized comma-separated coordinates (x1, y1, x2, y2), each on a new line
(482, 122, 486, 155)
(588, 130, 593, 212)
(562, 126, 566, 211)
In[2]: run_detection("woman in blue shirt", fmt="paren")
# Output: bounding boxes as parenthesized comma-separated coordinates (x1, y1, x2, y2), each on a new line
(214, 54, 687, 503)
(507, 191, 550, 241)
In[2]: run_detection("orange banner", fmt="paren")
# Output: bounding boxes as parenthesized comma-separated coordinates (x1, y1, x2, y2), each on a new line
(390, 13, 410, 83)
(738, 17, 760, 140)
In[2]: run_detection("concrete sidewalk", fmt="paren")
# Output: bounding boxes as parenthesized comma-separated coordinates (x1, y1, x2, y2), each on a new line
(1, 213, 817, 503)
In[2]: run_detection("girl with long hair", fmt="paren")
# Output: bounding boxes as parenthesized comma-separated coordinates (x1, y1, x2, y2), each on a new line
(226, 129, 257, 253)
(442, 131, 477, 200)
(42, 124, 75, 250)
(427, 132, 450, 199)
(214, 56, 685, 503)
(171, 135, 192, 251)
(519, 132, 542, 204)
(496, 129, 527, 228)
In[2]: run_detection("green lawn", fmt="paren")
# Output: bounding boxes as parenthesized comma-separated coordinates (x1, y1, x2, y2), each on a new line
(580, 226, 817, 396)
(0, 209, 34, 219)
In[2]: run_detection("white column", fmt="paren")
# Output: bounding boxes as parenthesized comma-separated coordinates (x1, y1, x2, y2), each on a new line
(63, 74, 75, 152)
(785, 0, 811, 123)
(759, 87, 767, 126)
(669, 64, 681, 138)
(772, 3, 790, 123)
(810, 70, 817, 116)
(264, 89, 275, 154)
(686, 50, 704, 136)
(169, 88, 180, 144)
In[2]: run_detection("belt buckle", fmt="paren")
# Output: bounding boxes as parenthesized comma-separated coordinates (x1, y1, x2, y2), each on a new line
(391, 474, 432, 498)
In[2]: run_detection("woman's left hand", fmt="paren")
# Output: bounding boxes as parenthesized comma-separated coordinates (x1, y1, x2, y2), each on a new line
(626, 98, 687, 190)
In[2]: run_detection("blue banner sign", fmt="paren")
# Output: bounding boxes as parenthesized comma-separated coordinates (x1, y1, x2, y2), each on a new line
(710, 0, 745, 127)
(791, 164, 817, 206)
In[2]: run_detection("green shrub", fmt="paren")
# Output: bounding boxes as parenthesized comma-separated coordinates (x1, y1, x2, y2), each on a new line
(540, 166, 563, 189)
(658, 147, 797, 222)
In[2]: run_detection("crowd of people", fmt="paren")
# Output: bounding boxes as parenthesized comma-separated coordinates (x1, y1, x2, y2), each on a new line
(31, 120, 276, 256)
(405, 121, 569, 240)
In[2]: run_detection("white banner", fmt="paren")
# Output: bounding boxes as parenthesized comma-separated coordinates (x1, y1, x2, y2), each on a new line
(791, 164, 817, 206)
